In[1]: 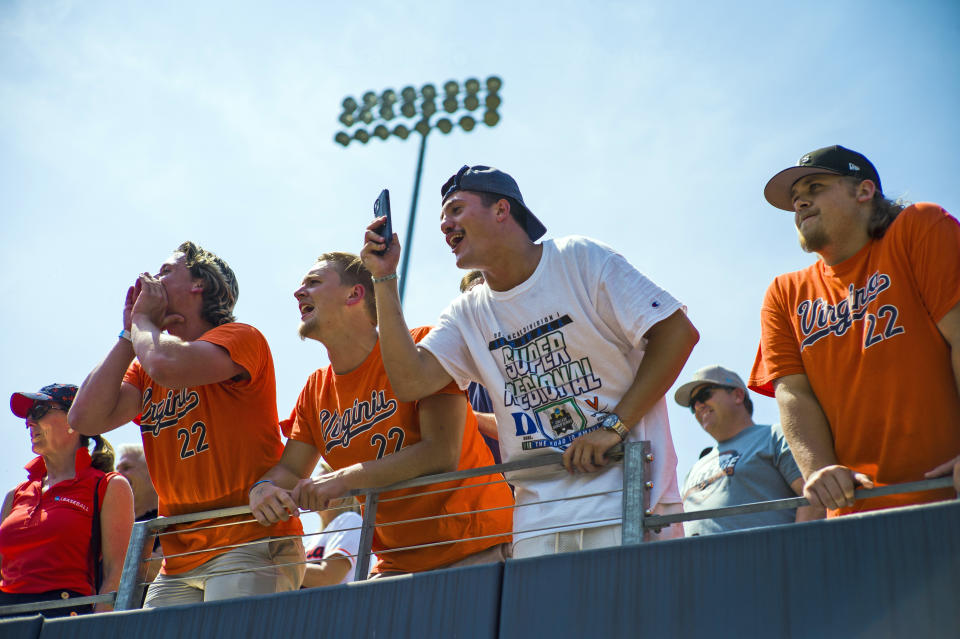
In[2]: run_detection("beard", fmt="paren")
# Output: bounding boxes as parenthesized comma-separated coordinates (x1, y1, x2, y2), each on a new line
(298, 316, 317, 340)
(796, 214, 829, 254)
(797, 227, 829, 253)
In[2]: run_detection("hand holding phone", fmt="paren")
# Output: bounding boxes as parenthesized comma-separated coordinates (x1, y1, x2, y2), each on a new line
(373, 189, 392, 255)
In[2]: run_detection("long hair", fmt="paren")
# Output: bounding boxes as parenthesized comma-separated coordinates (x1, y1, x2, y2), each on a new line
(866, 191, 907, 239)
(81, 435, 116, 473)
(843, 178, 907, 239)
(177, 241, 239, 326)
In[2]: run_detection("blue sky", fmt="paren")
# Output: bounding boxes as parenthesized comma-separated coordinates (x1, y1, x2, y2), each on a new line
(2, 0, 958, 523)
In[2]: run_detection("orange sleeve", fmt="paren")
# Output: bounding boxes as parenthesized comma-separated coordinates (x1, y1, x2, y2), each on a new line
(749, 277, 806, 397)
(278, 405, 296, 439)
(288, 373, 321, 448)
(122, 360, 145, 391)
(905, 204, 960, 322)
(198, 323, 267, 381)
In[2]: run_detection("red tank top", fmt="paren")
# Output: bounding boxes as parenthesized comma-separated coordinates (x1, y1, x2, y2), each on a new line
(0, 449, 114, 595)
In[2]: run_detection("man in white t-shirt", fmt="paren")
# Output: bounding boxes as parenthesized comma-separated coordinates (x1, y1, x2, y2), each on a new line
(361, 165, 699, 557)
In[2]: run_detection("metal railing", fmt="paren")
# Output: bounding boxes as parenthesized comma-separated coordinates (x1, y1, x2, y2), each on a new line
(1, 440, 955, 617)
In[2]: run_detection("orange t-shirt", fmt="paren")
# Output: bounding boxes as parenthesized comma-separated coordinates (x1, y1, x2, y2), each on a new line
(750, 203, 960, 514)
(289, 327, 514, 574)
(124, 322, 303, 574)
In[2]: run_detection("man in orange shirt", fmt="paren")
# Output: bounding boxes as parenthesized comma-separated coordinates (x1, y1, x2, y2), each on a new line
(749, 146, 960, 514)
(70, 241, 304, 606)
(250, 252, 514, 576)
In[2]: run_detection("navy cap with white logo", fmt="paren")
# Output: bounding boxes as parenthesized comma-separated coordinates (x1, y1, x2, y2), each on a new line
(11, 383, 78, 419)
(440, 165, 547, 241)
(764, 145, 882, 211)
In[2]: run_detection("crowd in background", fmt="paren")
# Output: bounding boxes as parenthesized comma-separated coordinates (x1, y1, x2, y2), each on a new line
(2, 146, 958, 617)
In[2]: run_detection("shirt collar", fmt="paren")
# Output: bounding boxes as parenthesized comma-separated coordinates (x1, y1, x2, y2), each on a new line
(25, 447, 94, 481)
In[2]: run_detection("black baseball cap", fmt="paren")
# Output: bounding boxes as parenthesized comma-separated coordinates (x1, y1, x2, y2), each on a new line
(440, 165, 547, 241)
(764, 145, 882, 211)
(11, 383, 78, 419)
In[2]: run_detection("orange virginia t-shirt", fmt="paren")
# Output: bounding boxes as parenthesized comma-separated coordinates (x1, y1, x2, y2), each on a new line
(124, 322, 303, 574)
(289, 327, 514, 574)
(750, 203, 960, 514)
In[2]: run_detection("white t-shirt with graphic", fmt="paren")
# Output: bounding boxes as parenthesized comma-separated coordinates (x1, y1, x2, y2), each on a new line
(305, 511, 363, 585)
(420, 236, 683, 542)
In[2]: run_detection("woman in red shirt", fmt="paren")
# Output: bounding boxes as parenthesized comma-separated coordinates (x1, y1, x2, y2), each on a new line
(0, 384, 133, 617)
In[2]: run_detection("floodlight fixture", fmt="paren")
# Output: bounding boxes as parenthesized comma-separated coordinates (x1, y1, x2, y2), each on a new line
(333, 75, 503, 301)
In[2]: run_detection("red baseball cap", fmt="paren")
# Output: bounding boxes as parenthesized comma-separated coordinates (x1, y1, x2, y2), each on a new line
(10, 383, 78, 419)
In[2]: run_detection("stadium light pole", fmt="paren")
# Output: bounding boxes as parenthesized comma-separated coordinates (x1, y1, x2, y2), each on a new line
(334, 76, 502, 302)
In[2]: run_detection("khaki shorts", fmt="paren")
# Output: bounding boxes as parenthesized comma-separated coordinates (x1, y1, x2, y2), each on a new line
(512, 502, 685, 559)
(144, 538, 305, 608)
(368, 542, 511, 579)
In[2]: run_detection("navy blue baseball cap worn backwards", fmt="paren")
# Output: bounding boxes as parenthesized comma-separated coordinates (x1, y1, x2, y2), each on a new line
(440, 165, 547, 241)
(11, 383, 78, 419)
(764, 145, 882, 212)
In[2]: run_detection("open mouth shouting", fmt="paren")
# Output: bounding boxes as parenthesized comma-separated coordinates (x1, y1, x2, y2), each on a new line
(446, 230, 465, 252)
(299, 302, 316, 320)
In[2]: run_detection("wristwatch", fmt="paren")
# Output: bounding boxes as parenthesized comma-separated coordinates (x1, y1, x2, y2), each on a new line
(600, 413, 629, 441)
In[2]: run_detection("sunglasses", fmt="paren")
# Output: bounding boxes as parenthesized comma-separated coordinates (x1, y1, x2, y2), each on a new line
(26, 403, 66, 422)
(689, 386, 725, 412)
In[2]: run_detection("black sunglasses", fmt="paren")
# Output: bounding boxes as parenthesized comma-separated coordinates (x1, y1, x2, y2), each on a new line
(689, 386, 725, 412)
(26, 403, 66, 422)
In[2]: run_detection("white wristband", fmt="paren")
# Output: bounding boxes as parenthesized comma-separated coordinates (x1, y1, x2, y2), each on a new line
(371, 273, 398, 284)
(119, 330, 132, 342)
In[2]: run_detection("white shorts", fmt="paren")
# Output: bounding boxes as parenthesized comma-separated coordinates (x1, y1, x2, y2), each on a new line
(511, 502, 685, 559)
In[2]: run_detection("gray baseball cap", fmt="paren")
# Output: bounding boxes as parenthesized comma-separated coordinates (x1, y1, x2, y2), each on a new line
(440, 165, 546, 241)
(674, 365, 747, 407)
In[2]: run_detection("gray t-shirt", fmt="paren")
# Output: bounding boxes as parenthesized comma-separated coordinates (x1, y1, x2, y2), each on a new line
(682, 423, 802, 536)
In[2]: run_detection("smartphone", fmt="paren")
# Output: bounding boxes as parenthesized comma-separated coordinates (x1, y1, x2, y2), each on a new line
(373, 189, 392, 255)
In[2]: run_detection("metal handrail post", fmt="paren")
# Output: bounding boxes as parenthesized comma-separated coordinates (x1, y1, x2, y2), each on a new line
(353, 490, 379, 582)
(114, 520, 152, 610)
(621, 441, 652, 545)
